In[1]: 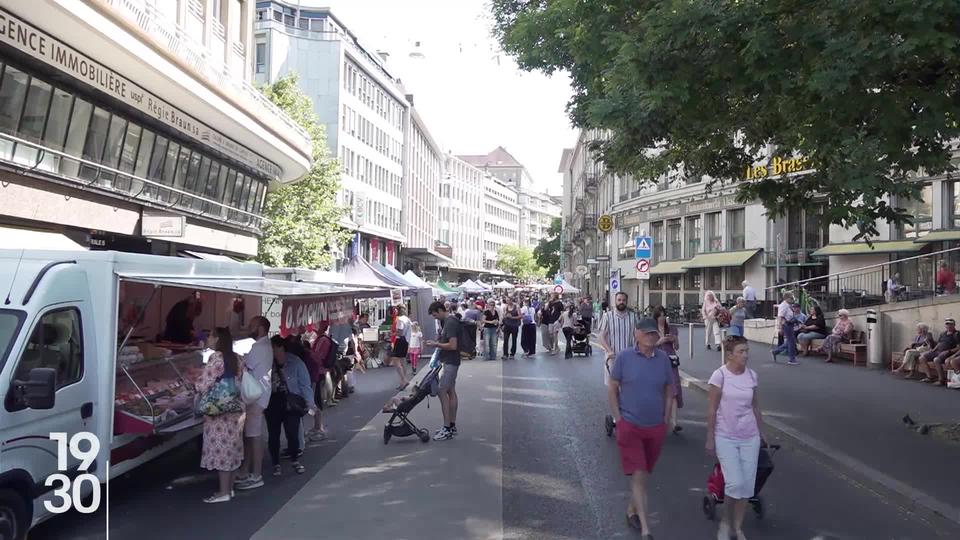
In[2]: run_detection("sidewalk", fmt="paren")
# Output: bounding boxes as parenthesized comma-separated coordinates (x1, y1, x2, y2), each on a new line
(252, 359, 504, 540)
(676, 325, 960, 525)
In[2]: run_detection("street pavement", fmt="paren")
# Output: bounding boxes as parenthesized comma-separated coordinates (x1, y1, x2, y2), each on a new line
(30, 330, 960, 539)
(674, 325, 960, 527)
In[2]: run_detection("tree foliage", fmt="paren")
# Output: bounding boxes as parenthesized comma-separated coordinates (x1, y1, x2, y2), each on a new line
(533, 217, 562, 278)
(257, 73, 349, 269)
(492, 0, 960, 238)
(496, 244, 545, 281)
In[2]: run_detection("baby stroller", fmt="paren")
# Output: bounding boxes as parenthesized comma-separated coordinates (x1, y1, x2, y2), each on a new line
(382, 363, 442, 445)
(569, 324, 592, 357)
(702, 442, 780, 520)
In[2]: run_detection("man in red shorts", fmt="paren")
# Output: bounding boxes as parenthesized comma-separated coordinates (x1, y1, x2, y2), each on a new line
(608, 317, 673, 539)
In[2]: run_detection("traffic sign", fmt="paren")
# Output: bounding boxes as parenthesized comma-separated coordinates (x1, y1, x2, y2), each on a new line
(635, 236, 653, 259)
(636, 258, 651, 280)
(575, 265, 589, 276)
(597, 214, 614, 233)
(553, 285, 564, 294)
(610, 278, 619, 290)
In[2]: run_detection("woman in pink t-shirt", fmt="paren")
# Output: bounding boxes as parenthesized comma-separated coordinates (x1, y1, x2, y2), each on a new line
(706, 335, 766, 540)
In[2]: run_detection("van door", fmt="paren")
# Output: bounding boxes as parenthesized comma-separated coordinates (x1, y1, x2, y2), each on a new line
(1, 268, 99, 518)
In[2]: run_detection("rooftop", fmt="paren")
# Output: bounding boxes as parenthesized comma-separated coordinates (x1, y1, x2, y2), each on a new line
(457, 146, 524, 169)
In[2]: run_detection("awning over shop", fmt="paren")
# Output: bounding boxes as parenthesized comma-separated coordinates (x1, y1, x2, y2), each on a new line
(683, 249, 762, 269)
(402, 247, 455, 267)
(811, 240, 925, 257)
(649, 260, 689, 275)
(1, 226, 86, 251)
(115, 274, 358, 299)
(913, 230, 960, 243)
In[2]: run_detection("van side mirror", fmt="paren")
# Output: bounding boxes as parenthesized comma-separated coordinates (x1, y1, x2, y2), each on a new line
(13, 368, 57, 410)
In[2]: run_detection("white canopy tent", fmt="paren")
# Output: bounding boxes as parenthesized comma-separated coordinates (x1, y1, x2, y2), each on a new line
(404, 270, 447, 297)
(537, 280, 581, 294)
(458, 279, 488, 294)
(492, 280, 515, 290)
(475, 279, 493, 292)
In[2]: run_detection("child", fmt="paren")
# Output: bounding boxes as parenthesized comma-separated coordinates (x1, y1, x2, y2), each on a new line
(409, 322, 423, 375)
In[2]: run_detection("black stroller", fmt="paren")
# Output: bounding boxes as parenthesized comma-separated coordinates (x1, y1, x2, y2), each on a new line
(382, 363, 442, 444)
(569, 324, 592, 356)
(702, 442, 781, 520)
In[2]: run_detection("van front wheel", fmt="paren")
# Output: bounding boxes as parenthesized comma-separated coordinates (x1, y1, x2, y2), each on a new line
(0, 488, 28, 540)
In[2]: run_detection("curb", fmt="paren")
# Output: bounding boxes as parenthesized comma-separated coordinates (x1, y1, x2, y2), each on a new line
(678, 368, 960, 529)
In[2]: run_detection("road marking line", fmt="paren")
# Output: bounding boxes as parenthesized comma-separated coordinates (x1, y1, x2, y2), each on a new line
(679, 368, 960, 528)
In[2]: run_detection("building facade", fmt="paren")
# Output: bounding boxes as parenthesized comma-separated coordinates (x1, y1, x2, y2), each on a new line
(482, 176, 521, 273)
(0, 0, 311, 257)
(460, 146, 561, 249)
(440, 154, 486, 279)
(560, 128, 960, 310)
(253, 1, 408, 266)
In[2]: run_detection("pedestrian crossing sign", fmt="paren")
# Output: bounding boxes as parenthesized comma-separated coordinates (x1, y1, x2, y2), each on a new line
(635, 236, 653, 258)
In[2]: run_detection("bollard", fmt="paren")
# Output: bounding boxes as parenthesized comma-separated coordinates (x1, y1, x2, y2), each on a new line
(719, 327, 727, 365)
(688, 322, 694, 360)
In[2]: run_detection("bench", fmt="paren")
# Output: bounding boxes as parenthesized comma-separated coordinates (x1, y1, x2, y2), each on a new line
(834, 330, 867, 366)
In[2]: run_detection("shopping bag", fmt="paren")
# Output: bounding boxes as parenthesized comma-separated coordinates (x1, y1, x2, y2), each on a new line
(240, 369, 264, 405)
(197, 376, 243, 416)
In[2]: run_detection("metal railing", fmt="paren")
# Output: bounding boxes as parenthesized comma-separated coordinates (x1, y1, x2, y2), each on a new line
(0, 132, 267, 230)
(109, 0, 312, 148)
(761, 245, 960, 315)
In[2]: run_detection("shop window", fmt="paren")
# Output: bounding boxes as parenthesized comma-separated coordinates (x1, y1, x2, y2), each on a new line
(80, 107, 111, 177)
(41, 87, 73, 166)
(14, 308, 84, 392)
(221, 168, 237, 218)
(96, 114, 127, 188)
(727, 266, 745, 293)
(684, 269, 701, 290)
(685, 216, 701, 258)
(727, 209, 745, 250)
(18, 77, 52, 142)
(160, 141, 181, 202)
(705, 268, 722, 291)
(650, 221, 664, 264)
(59, 97, 92, 178)
(116, 123, 142, 192)
(704, 212, 722, 252)
(665, 292, 680, 308)
(0, 65, 29, 158)
(901, 184, 932, 238)
(667, 219, 682, 260)
(804, 204, 827, 249)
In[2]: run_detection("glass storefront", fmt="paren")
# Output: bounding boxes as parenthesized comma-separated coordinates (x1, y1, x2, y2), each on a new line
(0, 59, 268, 228)
(901, 183, 932, 238)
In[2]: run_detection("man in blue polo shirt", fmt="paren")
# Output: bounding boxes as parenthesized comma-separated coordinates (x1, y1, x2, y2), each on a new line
(608, 317, 672, 538)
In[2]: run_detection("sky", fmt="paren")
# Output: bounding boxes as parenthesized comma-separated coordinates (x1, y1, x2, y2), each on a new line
(320, 0, 577, 196)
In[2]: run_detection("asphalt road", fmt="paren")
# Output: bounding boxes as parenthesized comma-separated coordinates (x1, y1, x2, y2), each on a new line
(30, 336, 960, 539)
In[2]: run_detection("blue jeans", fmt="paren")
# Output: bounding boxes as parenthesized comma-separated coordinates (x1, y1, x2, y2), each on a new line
(772, 324, 797, 361)
(484, 328, 499, 361)
(729, 324, 744, 337)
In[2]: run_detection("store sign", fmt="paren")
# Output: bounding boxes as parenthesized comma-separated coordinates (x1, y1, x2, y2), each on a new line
(279, 295, 354, 337)
(141, 213, 184, 237)
(617, 194, 746, 226)
(745, 156, 811, 180)
(0, 9, 282, 179)
(390, 288, 403, 306)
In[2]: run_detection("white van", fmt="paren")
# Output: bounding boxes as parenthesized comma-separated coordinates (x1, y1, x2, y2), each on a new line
(0, 250, 360, 539)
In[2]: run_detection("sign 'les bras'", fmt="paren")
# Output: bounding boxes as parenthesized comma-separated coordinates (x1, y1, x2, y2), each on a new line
(745, 156, 811, 180)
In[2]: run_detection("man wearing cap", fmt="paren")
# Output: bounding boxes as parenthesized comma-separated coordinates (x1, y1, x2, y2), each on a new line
(608, 317, 673, 538)
(920, 318, 960, 385)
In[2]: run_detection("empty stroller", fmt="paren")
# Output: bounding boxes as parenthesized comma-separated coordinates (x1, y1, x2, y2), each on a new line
(569, 324, 592, 356)
(702, 443, 780, 520)
(382, 363, 442, 444)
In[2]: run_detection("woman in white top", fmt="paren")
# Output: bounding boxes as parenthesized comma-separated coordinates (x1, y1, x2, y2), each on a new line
(706, 335, 766, 540)
(408, 322, 423, 375)
(701, 290, 722, 350)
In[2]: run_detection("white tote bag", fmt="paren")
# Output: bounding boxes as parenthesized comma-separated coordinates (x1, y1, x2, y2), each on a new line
(240, 368, 264, 405)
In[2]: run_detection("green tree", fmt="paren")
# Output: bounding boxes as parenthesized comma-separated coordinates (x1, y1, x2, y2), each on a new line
(496, 245, 545, 281)
(492, 1, 960, 239)
(533, 217, 562, 278)
(256, 73, 349, 269)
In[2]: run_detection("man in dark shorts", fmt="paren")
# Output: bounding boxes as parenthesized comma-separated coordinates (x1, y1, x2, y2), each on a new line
(608, 317, 672, 538)
(426, 301, 461, 441)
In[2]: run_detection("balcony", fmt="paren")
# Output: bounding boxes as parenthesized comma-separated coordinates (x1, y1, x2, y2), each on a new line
(581, 213, 598, 232)
(584, 172, 599, 192)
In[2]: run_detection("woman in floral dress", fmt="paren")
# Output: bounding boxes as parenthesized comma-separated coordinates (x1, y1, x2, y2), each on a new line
(197, 327, 246, 503)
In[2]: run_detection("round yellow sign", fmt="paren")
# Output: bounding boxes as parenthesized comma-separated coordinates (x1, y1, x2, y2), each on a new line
(597, 214, 614, 233)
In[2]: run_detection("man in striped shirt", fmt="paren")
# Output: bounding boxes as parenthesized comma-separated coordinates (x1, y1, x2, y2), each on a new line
(598, 292, 639, 387)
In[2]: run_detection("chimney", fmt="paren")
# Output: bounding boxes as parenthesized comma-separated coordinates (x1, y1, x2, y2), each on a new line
(376, 50, 390, 63)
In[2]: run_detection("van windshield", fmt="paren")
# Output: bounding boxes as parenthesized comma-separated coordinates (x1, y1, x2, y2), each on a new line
(0, 310, 26, 373)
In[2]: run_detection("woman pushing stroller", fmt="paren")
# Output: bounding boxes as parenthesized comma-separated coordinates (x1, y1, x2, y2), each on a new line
(706, 335, 767, 540)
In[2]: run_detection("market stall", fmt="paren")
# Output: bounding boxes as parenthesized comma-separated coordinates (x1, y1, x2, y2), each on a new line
(113, 272, 365, 436)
